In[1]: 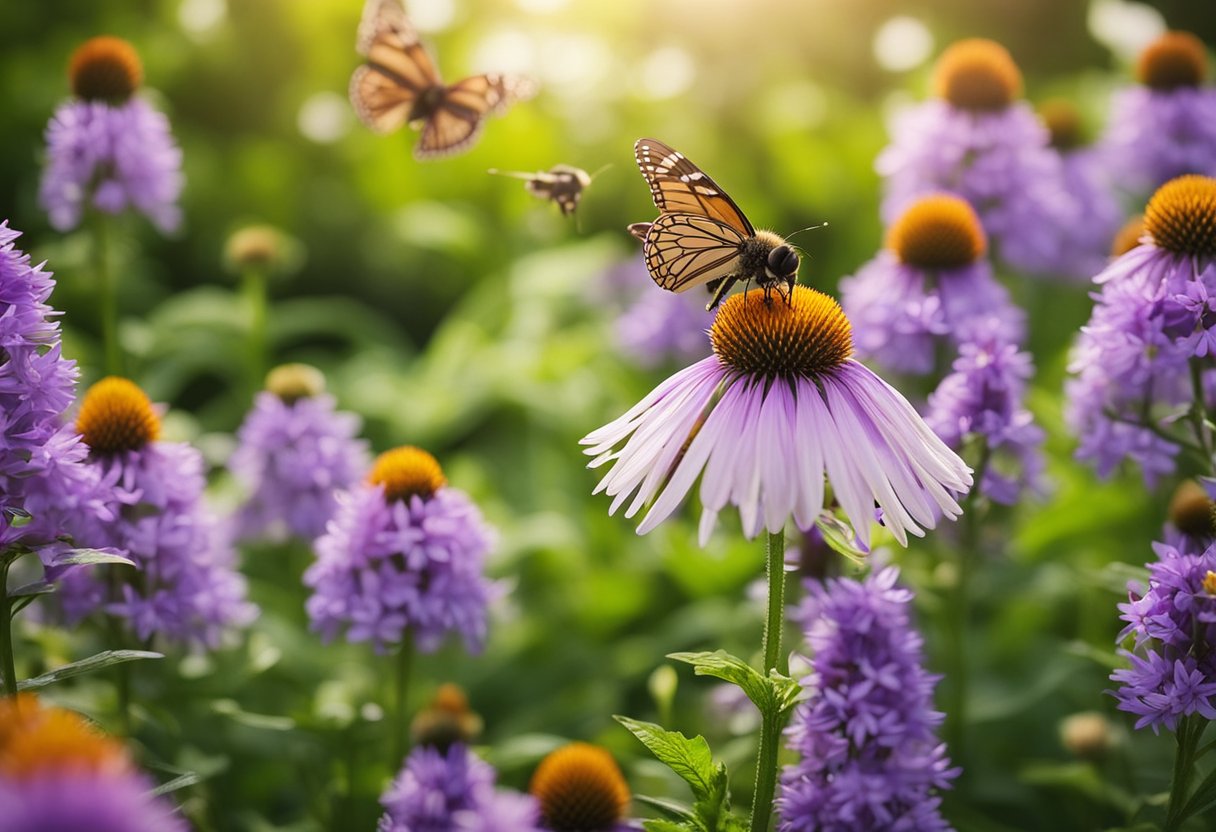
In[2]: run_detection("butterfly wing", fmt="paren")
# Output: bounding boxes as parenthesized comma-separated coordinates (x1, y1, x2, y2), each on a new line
(643, 213, 746, 292)
(350, 0, 442, 133)
(415, 74, 535, 160)
(634, 138, 755, 236)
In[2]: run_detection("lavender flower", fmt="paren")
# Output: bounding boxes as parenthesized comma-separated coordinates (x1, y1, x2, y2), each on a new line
(0, 694, 187, 832)
(379, 743, 543, 832)
(777, 566, 958, 832)
(305, 446, 498, 653)
(1110, 541, 1216, 732)
(232, 365, 369, 543)
(1101, 31, 1216, 198)
(58, 377, 256, 648)
(582, 286, 972, 549)
(841, 193, 1023, 375)
(39, 37, 183, 233)
(0, 221, 110, 569)
(1065, 176, 1216, 484)
(877, 39, 1075, 276)
(926, 336, 1046, 504)
(602, 256, 714, 368)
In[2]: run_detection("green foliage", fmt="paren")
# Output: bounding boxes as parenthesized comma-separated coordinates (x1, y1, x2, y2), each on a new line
(17, 649, 163, 691)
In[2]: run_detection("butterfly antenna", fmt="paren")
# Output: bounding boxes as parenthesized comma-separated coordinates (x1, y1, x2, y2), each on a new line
(785, 221, 829, 241)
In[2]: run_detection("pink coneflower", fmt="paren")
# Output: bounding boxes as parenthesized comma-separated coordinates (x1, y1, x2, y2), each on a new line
(581, 286, 973, 548)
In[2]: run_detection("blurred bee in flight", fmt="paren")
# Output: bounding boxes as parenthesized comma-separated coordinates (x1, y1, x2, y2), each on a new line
(629, 138, 807, 311)
(488, 164, 608, 217)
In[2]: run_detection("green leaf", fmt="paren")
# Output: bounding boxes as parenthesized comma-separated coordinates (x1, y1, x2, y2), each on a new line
(815, 513, 869, 565)
(634, 794, 697, 822)
(16, 650, 163, 690)
(668, 651, 772, 712)
(614, 715, 719, 802)
(149, 772, 201, 797)
(5, 507, 33, 528)
(769, 669, 803, 714)
(54, 549, 136, 567)
(642, 821, 696, 832)
(9, 580, 55, 599)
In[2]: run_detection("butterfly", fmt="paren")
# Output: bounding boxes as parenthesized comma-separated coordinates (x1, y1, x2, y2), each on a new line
(630, 138, 801, 311)
(488, 164, 606, 217)
(349, 0, 536, 160)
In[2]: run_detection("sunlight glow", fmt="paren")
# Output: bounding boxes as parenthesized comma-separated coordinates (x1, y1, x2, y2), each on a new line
(471, 29, 537, 76)
(636, 46, 696, 101)
(516, 0, 571, 13)
(410, 0, 457, 33)
(178, 0, 225, 38)
(873, 16, 934, 73)
(1088, 0, 1165, 61)
(298, 92, 351, 144)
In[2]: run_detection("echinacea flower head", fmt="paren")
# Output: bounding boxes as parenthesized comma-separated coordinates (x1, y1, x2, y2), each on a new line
(39, 36, 183, 233)
(1165, 479, 1216, 555)
(877, 38, 1076, 276)
(1102, 31, 1216, 196)
(926, 336, 1046, 504)
(232, 364, 368, 543)
(304, 446, 498, 653)
(379, 743, 543, 832)
(0, 694, 187, 832)
(582, 286, 973, 549)
(778, 566, 958, 832)
(1066, 175, 1216, 483)
(0, 221, 109, 567)
(530, 743, 631, 832)
(1110, 541, 1216, 732)
(57, 377, 256, 648)
(842, 193, 1024, 375)
(1112, 214, 1147, 258)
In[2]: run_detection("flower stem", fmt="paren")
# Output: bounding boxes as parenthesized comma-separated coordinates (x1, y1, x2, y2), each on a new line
(749, 529, 786, 832)
(1165, 714, 1206, 830)
(393, 630, 415, 766)
(0, 554, 17, 697)
(242, 266, 268, 398)
(92, 213, 123, 376)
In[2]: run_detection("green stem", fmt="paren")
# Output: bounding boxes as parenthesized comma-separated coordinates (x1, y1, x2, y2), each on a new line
(0, 554, 17, 697)
(92, 214, 123, 376)
(1165, 715, 1207, 830)
(393, 630, 415, 766)
(1189, 359, 1213, 462)
(749, 529, 786, 832)
(242, 267, 268, 397)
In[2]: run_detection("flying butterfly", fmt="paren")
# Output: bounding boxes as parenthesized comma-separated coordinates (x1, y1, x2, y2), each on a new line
(488, 164, 607, 217)
(630, 138, 802, 311)
(349, 0, 536, 160)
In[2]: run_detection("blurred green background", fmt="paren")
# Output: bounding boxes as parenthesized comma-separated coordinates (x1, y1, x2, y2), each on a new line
(2, 1, 1213, 830)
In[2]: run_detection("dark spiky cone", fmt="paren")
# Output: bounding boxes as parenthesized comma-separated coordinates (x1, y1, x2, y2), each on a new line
(1137, 31, 1208, 91)
(1144, 175, 1216, 257)
(368, 446, 447, 503)
(710, 286, 853, 381)
(76, 377, 160, 454)
(932, 38, 1023, 111)
(531, 743, 630, 832)
(1169, 480, 1216, 540)
(887, 194, 987, 269)
(69, 36, 143, 102)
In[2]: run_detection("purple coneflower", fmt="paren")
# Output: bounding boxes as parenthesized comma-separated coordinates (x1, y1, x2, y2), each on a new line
(1065, 175, 1216, 484)
(877, 39, 1074, 276)
(777, 566, 958, 832)
(1101, 31, 1216, 198)
(231, 364, 369, 543)
(379, 743, 543, 832)
(582, 286, 972, 549)
(39, 37, 183, 233)
(0, 694, 187, 832)
(57, 377, 256, 648)
(1040, 99, 1125, 279)
(304, 446, 498, 653)
(926, 336, 1046, 504)
(0, 221, 109, 569)
(841, 193, 1023, 375)
(1110, 540, 1216, 732)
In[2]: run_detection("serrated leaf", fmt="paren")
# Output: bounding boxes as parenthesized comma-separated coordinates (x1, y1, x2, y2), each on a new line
(643, 820, 696, 832)
(769, 669, 803, 714)
(614, 716, 719, 802)
(54, 549, 136, 567)
(668, 651, 772, 712)
(815, 513, 869, 564)
(149, 772, 201, 797)
(16, 650, 163, 690)
(634, 794, 697, 822)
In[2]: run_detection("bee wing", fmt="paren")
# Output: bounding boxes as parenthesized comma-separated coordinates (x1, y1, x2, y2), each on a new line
(634, 138, 755, 236)
(643, 213, 746, 293)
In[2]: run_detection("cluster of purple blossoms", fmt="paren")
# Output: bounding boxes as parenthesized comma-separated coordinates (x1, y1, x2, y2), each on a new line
(1110, 541, 1216, 732)
(378, 743, 543, 832)
(877, 39, 1077, 277)
(39, 37, 183, 233)
(1101, 31, 1216, 199)
(1065, 175, 1216, 485)
(304, 446, 499, 653)
(842, 193, 1023, 376)
(601, 256, 713, 369)
(778, 566, 958, 832)
(0, 221, 110, 569)
(926, 336, 1046, 504)
(231, 365, 369, 543)
(58, 378, 256, 649)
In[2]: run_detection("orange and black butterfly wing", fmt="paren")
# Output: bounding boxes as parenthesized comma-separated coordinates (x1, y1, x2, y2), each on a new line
(634, 138, 755, 236)
(643, 212, 747, 293)
(350, 0, 442, 133)
(416, 74, 535, 160)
